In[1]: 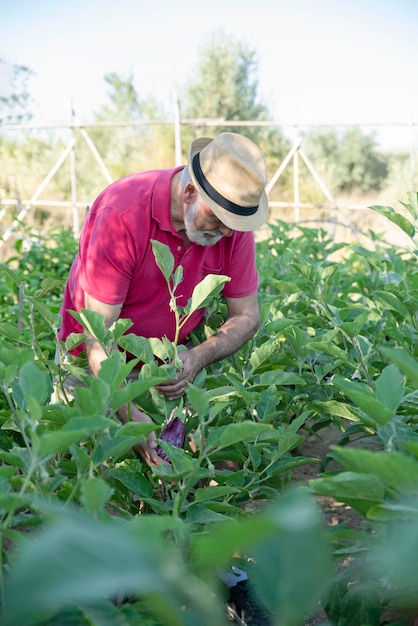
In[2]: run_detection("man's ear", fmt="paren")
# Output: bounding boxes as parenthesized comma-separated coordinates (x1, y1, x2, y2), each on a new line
(183, 183, 197, 205)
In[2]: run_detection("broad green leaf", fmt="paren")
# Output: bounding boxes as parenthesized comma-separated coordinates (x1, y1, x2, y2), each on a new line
(193, 486, 241, 503)
(310, 472, 385, 515)
(265, 317, 297, 334)
(172, 264, 183, 289)
(0, 323, 23, 342)
(187, 384, 210, 417)
(108, 462, 153, 498)
(80, 478, 114, 514)
(277, 428, 304, 455)
(256, 385, 279, 422)
(69, 309, 107, 344)
(109, 376, 170, 411)
(333, 376, 395, 425)
(108, 317, 133, 341)
(0, 492, 29, 515)
(258, 370, 306, 386)
(304, 340, 348, 361)
(249, 342, 279, 371)
(375, 364, 404, 411)
(36, 278, 66, 297)
(379, 346, 418, 386)
(116, 421, 157, 439)
(184, 274, 230, 315)
(208, 422, 272, 450)
(38, 430, 91, 458)
(313, 400, 360, 421)
(117, 333, 154, 362)
(374, 290, 408, 315)
(2, 511, 175, 626)
(368, 204, 415, 238)
(64, 332, 86, 352)
(151, 239, 174, 280)
(369, 518, 418, 595)
(368, 500, 418, 521)
(94, 435, 148, 465)
(329, 447, 418, 494)
(29, 298, 59, 326)
(17, 361, 52, 406)
(325, 580, 381, 626)
(73, 378, 109, 415)
(250, 489, 333, 624)
(62, 414, 115, 434)
(0, 263, 22, 287)
(400, 191, 418, 220)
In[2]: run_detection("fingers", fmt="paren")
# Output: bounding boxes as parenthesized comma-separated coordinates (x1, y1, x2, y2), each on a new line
(155, 379, 188, 400)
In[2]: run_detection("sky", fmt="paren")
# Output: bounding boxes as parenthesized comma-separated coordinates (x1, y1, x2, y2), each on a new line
(1, 0, 418, 149)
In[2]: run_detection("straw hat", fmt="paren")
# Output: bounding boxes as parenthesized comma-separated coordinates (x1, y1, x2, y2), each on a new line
(188, 132, 269, 232)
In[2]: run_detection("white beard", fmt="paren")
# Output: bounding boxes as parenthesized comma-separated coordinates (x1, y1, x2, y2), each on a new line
(184, 202, 223, 246)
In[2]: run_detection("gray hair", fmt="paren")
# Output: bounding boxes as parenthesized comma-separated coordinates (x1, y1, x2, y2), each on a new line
(180, 165, 192, 188)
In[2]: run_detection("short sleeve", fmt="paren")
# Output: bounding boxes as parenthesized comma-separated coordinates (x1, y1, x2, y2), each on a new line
(78, 207, 136, 304)
(222, 232, 258, 299)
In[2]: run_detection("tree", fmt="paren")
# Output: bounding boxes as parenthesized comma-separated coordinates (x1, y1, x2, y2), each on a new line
(304, 128, 389, 195)
(0, 59, 33, 125)
(87, 72, 174, 180)
(182, 31, 270, 140)
(180, 31, 290, 196)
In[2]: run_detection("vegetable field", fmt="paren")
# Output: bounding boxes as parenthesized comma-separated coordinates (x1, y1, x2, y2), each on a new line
(0, 195, 417, 626)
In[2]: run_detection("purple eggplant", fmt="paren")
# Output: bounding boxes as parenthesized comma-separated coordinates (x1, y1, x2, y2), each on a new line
(155, 416, 186, 462)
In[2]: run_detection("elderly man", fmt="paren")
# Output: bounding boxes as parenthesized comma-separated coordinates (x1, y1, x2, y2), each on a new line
(58, 132, 269, 465)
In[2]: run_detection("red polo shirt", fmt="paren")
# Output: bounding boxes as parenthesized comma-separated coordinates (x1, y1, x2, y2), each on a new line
(58, 167, 258, 355)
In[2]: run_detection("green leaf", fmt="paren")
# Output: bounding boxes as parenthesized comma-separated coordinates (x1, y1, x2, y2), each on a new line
(375, 364, 404, 411)
(38, 430, 91, 458)
(249, 342, 279, 371)
(379, 346, 418, 386)
(69, 309, 107, 344)
(333, 376, 395, 425)
(328, 447, 418, 495)
(108, 462, 153, 498)
(2, 511, 174, 626)
(265, 318, 297, 334)
(304, 340, 348, 361)
(208, 422, 272, 450)
(325, 580, 381, 626)
(109, 376, 169, 411)
(151, 239, 174, 281)
(17, 361, 52, 406)
(187, 384, 210, 417)
(258, 370, 306, 386)
(369, 204, 415, 238)
(400, 191, 418, 220)
(256, 385, 279, 422)
(193, 486, 241, 503)
(250, 489, 333, 624)
(183, 274, 230, 316)
(374, 290, 409, 315)
(116, 421, 156, 439)
(310, 472, 385, 515)
(117, 333, 154, 362)
(80, 478, 114, 514)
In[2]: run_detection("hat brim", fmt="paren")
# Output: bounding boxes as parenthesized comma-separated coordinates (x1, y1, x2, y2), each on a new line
(188, 137, 269, 233)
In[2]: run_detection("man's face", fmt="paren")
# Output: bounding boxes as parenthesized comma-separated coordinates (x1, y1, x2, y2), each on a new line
(184, 198, 233, 247)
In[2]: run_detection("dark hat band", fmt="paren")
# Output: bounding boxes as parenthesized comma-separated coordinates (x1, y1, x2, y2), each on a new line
(192, 153, 258, 217)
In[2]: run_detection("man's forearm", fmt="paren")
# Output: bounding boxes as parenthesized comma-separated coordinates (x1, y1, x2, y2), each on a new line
(191, 311, 260, 370)
(84, 337, 110, 377)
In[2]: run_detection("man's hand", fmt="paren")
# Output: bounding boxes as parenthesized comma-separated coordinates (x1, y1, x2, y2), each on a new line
(117, 403, 167, 467)
(155, 293, 260, 401)
(155, 348, 202, 400)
